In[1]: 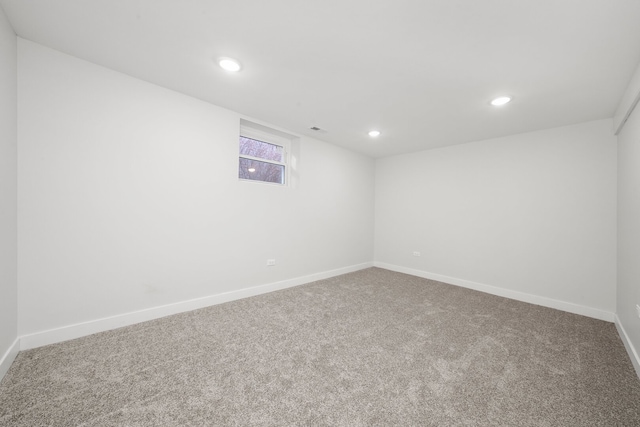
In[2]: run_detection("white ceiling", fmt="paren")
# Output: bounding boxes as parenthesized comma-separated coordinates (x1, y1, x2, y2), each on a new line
(2, 0, 640, 158)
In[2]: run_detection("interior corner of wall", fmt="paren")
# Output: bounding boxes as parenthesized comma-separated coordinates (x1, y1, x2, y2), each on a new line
(614, 61, 640, 136)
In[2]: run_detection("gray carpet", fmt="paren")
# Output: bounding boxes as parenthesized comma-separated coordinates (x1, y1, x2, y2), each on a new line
(1, 267, 639, 426)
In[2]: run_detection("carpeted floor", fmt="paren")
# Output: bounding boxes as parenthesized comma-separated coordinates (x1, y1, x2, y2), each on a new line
(1, 267, 639, 426)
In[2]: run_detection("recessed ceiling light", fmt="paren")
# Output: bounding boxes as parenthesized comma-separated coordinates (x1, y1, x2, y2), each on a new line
(218, 57, 242, 72)
(248, 168, 256, 173)
(368, 130, 381, 137)
(490, 96, 512, 106)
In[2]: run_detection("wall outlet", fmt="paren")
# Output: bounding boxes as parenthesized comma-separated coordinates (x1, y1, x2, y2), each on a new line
(267, 259, 276, 266)
(636, 304, 640, 319)
(413, 251, 421, 257)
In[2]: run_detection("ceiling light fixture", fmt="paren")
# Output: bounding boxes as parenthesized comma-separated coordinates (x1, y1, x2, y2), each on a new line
(248, 168, 256, 173)
(218, 57, 242, 72)
(368, 130, 381, 137)
(490, 96, 512, 106)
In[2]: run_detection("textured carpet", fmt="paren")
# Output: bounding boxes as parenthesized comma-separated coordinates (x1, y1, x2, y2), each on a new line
(1, 267, 639, 426)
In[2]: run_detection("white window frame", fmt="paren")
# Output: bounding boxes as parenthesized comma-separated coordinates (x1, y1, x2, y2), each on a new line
(239, 125, 291, 186)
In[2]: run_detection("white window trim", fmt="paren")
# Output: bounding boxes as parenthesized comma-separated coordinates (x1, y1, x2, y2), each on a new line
(239, 125, 291, 186)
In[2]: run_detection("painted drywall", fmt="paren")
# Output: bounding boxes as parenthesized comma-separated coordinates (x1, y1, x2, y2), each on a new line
(0, 5, 18, 375)
(617, 90, 640, 371)
(17, 39, 375, 337)
(375, 119, 617, 316)
(614, 61, 640, 135)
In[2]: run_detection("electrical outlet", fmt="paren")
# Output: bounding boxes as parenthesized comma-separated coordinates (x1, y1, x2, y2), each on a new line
(267, 259, 276, 266)
(413, 251, 421, 257)
(636, 304, 640, 319)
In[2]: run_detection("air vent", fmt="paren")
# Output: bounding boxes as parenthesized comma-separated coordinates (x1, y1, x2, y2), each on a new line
(309, 126, 327, 133)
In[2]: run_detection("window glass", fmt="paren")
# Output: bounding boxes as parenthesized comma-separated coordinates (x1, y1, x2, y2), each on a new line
(238, 157, 285, 184)
(238, 121, 292, 186)
(239, 137, 284, 162)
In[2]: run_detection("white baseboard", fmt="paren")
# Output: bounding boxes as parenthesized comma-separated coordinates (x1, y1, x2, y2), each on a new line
(0, 337, 20, 382)
(19, 262, 373, 351)
(614, 315, 640, 380)
(374, 262, 615, 322)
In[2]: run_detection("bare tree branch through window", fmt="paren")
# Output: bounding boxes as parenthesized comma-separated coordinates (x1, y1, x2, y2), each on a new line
(238, 136, 285, 184)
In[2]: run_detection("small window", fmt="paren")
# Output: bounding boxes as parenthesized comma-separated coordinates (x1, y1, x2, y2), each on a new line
(239, 122, 290, 185)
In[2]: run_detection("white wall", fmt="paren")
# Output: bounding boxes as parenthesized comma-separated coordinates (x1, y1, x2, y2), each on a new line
(375, 119, 617, 319)
(617, 88, 640, 373)
(0, 5, 18, 376)
(17, 39, 374, 338)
